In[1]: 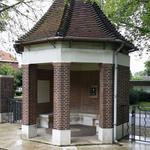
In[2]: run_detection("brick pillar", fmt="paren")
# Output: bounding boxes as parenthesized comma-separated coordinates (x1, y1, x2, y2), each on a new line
(52, 63, 71, 146)
(117, 65, 130, 139)
(0, 75, 13, 123)
(98, 64, 114, 143)
(22, 64, 37, 139)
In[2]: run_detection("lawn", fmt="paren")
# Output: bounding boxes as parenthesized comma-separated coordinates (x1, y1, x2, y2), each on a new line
(130, 101, 150, 111)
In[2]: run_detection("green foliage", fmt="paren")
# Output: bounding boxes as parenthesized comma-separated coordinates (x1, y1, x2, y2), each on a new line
(131, 76, 144, 81)
(102, 0, 150, 33)
(15, 91, 22, 96)
(130, 89, 140, 104)
(145, 60, 150, 76)
(0, 63, 22, 90)
(134, 70, 147, 77)
(130, 71, 144, 81)
(96, 0, 150, 52)
(14, 68, 22, 90)
(0, 63, 15, 75)
(129, 89, 150, 105)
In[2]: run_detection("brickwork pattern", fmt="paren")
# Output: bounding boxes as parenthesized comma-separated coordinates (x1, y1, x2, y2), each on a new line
(117, 65, 130, 125)
(70, 71, 99, 113)
(99, 64, 114, 128)
(0, 77, 14, 113)
(53, 63, 70, 130)
(99, 64, 130, 128)
(22, 64, 37, 125)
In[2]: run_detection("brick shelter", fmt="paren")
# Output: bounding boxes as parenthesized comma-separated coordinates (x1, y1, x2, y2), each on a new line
(14, 0, 136, 146)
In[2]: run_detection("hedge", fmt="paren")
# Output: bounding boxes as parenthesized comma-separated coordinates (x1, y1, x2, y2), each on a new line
(129, 89, 150, 104)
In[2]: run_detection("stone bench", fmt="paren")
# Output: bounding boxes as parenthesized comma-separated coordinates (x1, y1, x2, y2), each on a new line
(38, 113, 99, 132)
(38, 113, 53, 128)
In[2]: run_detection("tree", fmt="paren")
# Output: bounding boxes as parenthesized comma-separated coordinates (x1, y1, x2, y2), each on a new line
(0, 0, 52, 51)
(0, 63, 22, 90)
(145, 60, 150, 76)
(99, 0, 150, 53)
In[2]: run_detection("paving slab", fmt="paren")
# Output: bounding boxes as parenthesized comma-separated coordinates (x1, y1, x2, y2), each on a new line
(0, 123, 150, 150)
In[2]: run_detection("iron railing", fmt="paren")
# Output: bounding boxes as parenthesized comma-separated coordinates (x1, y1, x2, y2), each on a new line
(129, 105, 150, 143)
(8, 98, 22, 123)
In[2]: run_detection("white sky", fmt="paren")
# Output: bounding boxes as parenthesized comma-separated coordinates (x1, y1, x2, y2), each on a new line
(130, 51, 149, 75)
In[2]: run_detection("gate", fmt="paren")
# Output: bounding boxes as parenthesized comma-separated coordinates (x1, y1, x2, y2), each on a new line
(130, 105, 150, 143)
(8, 98, 22, 123)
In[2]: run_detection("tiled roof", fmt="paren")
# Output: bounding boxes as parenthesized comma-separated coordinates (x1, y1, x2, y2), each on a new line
(0, 50, 17, 62)
(17, 0, 136, 51)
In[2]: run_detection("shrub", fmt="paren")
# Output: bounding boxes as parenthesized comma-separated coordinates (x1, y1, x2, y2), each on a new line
(129, 89, 150, 104)
(15, 91, 22, 96)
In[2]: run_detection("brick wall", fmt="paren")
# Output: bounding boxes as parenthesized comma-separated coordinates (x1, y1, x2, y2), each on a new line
(99, 64, 114, 128)
(0, 76, 14, 113)
(99, 64, 130, 128)
(22, 64, 37, 125)
(70, 71, 99, 113)
(53, 63, 70, 130)
(117, 65, 130, 125)
(130, 80, 150, 87)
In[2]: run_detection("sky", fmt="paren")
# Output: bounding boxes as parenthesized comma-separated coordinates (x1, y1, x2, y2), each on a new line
(130, 51, 149, 75)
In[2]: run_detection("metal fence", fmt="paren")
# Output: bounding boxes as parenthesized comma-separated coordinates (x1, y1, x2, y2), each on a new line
(8, 98, 22, 123)
(129, 105, 150, 143)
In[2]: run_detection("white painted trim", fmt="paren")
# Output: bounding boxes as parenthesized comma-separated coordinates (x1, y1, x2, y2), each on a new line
(117, 53, 130, 67)
(0, 75, 14, 78)
(22, 124, 37, 139)
(22, 42, 130, 67)
(52, 129, 71, 146)
(0, 113, 9, 123)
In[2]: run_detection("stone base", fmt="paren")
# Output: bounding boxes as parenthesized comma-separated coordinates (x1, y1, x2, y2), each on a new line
(98, 122, 129, 144)
(116, 122, 129, 139)
(0, 113, 8, 123)
(98, 127, 113, 144)
(52, 129, 71, 146)
(22, 124, 37, 139)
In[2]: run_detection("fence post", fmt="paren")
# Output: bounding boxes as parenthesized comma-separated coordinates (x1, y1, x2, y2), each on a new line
(131, 106, 136, 141)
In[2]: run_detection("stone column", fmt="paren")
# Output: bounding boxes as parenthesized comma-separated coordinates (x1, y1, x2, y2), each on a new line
(98, 64, 114, 143)
(52, 63, 71, 146)
(0, 75, 14, 123)
(22, 64, 37, 139)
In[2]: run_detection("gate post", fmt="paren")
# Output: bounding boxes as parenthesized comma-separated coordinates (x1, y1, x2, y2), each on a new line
(0, 75, 14, 123)
(131, 106, 136, 141)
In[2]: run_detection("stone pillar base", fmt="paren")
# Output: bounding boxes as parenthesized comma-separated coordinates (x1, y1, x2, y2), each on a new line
(116, 122, 129, 140)
(98, 122, 129, 144)
(52, 129, 71, 146)
(22, 124, 37, 139)
(98, 127, 113, 144)
(0, 113, 8, 123)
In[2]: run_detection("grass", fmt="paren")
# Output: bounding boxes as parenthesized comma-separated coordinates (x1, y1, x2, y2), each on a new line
(130, 101, 150, 111)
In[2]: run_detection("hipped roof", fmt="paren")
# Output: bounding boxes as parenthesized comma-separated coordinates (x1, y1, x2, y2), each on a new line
(15, 0, 137, 53)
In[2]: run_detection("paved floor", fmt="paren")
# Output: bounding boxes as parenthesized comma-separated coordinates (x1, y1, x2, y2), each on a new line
(0, 123, 150, 150)
(31, 125, 100, 145)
